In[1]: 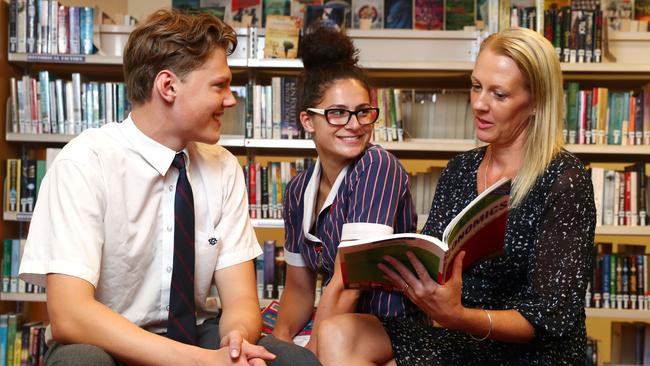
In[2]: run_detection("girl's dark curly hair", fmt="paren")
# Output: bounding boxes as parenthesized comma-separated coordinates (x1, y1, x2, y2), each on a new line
(298, 28, 371, 112)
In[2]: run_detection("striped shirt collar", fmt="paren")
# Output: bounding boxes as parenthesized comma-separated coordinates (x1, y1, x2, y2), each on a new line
(302, 158, 351, 244)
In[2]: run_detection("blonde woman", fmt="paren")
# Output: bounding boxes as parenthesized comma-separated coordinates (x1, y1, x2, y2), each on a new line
(317, 27, 596, 365)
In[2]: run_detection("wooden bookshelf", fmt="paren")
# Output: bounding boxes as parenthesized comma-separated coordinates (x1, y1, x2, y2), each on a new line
(0, 292, 46, 302)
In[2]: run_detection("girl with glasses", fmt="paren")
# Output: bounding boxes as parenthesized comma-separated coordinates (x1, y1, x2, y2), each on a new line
(266, 27, 422, 361)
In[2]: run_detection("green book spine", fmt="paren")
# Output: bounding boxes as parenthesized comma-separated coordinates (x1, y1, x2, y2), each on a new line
(7, 314, 17, 366)
(566, 82, 580, 144)
(2, 240, 12, 293)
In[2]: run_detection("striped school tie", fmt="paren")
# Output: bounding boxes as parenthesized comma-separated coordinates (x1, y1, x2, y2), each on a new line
(167, 152, 197, 345)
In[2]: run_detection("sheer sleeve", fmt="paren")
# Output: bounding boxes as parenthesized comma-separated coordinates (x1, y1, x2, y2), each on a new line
(510, 165, 596, 338)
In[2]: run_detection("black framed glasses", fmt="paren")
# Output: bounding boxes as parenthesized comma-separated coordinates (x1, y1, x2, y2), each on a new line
(307, 107, 380, 126)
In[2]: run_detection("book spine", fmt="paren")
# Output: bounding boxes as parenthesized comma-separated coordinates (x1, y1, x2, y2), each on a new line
(68, 6, 79, 54)
(80, 6, 93, 55)
(57, 5, 68, 54)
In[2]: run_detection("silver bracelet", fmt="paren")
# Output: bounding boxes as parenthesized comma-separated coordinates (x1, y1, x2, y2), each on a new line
(470, 309, 492, 341)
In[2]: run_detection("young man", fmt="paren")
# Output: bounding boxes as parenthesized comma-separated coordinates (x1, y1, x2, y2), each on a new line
(19, 9, 275, 366)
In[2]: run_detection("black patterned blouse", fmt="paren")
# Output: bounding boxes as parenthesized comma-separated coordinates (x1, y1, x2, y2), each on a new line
(382, 146, 596, 365)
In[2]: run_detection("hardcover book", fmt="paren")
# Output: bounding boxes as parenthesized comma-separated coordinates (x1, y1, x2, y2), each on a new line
(340, 177, 511, 290)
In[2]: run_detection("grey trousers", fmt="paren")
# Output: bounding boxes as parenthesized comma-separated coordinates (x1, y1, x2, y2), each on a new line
(44, 318, 321, 366)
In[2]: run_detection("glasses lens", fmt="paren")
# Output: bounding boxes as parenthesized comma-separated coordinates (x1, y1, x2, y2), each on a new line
(357, 108, 379, 125)
(325, 109, 351, 125)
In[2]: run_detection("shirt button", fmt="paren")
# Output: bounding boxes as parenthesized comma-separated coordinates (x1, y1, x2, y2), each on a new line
(167, 225, 173, 232)
(169, 185, 174, 192)
(166, 305, 170, 311)
(167, 266, 172, 273)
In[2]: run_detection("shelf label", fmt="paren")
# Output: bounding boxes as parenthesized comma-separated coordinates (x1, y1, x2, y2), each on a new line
(15, 212, 33, 221)
(26, 54, 87, 63)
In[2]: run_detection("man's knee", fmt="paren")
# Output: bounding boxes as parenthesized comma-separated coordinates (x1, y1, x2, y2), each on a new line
(45, 343, 120, 366)
(258, 334, 322, 366)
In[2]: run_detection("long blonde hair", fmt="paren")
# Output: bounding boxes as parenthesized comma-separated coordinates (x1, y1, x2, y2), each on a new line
(479, 28, 564, 207)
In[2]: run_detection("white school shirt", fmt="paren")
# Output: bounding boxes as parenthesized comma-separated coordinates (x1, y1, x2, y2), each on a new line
(20, 116, 261, 334)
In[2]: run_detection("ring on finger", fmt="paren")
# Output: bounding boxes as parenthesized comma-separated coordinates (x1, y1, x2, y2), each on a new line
(402, 282, 410, 292)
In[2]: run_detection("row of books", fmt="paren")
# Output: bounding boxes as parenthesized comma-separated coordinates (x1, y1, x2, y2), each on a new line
(0, 314, 47, 366)
(2, 239, 45, 295)
(244, 159, 314, 220)
(564, 83, 650, 146)
(3, 160, 46, 215)
(371, 88, 405, 142)
(244, 78, 303, 140)
(175, 0, 477, 32)
(8, 0, 94, 55)
(587, 243, 650, 310)
(610, 321, 650, 365)
(409, 167, 443, 216)
(401, 90, 474, 140)
(255, 240, 326, 303)
(591, 164, 648, 227)
(543, 8, 603, 64)
(8, 73, 130, 135)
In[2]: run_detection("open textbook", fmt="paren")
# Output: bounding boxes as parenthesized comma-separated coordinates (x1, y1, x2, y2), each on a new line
(339, 177, 511, 290)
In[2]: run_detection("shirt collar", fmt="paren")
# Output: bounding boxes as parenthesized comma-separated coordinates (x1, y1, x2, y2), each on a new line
(121, 114, 190, 175)
(302, 158, 351, 241)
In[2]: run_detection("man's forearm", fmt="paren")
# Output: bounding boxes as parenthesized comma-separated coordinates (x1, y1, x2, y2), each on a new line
(219, 299, 262, 343)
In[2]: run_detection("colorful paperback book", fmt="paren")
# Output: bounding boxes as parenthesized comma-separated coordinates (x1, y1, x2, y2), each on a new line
(304, 2, 348, 32)
(384, 0, 412, 28)
(352, 0, 383, 28)
(261, 300, 313, 346)
(339, 177, 511, 290)
(413, 0, 443, 30)
(264, 15, 302, 58)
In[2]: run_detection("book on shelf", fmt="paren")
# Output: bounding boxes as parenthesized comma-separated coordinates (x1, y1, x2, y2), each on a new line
(263, 15, 302, 59)
(304, 2, 347, 32)
(413, 0, 443, 30)
(339, 177, 511, 290)
(351, 0, 383, 29)
(384, 0, 412, 28)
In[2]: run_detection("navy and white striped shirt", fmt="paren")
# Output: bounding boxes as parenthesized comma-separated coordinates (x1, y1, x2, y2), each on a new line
(284, 144, 419, 318)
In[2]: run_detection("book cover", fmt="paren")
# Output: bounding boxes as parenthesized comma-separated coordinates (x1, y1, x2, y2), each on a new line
(304, 3, 347, 32)
(325, 0, 352, 27)
(339, 177, 510, 290)
(444, 0, 475, 30)
(352, 0, 383, 28)
(264, 15, 302, 59)
(260, 299, 313, 346)
(413, 0, 443, 30)
(200, 0, 232, 23)
(264, 0, 291, 26)
(232, 0, 262, 27)
(384, 0, 412, 28)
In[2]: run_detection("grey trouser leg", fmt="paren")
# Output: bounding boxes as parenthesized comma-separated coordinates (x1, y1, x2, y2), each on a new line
(45, 317, 221, 366)
(258, 334, 323, 366)
(45, 343, 123, 366)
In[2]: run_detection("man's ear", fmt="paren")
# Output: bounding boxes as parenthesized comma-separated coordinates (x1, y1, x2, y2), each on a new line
(300, 111, 315, 133)
(154, 70, 177, 103)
